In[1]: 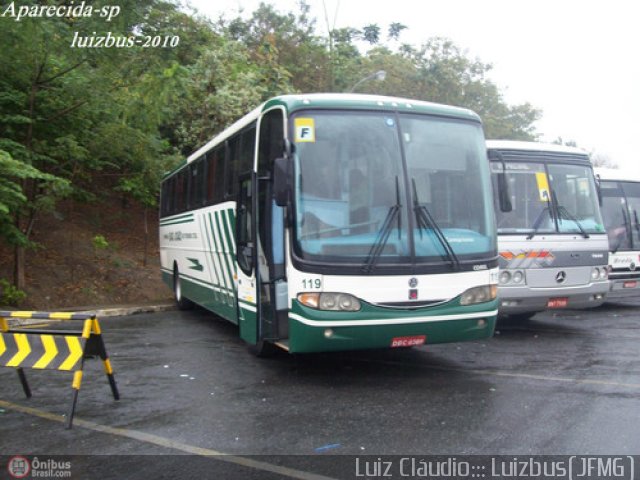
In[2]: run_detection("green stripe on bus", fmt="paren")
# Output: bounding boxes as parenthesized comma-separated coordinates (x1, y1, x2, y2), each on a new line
(200, 213, 222, 303)
(221, 209, 238, 279)
(227, 208, 236, 248)
(161, 213, 193, 222)
(215, 210, 237, 298)
(159, 218, 194, 227)
(208, 212, 232, 304)
(211, 211, 235, 306)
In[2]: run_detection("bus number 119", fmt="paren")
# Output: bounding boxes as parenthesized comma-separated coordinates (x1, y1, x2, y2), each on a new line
(302, 279, 322, 289)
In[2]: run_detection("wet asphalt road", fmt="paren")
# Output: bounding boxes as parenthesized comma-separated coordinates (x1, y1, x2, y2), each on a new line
(1, 300, 640, 478)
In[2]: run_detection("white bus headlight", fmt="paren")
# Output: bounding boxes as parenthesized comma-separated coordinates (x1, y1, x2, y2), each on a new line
(460, 285, 498, 306)
(499, 271, 511, 284)
(591, 268, 600, 281)
(512, 270, 524, 284)
(599, 268, 608, 280)
(298, 292, 361, 311)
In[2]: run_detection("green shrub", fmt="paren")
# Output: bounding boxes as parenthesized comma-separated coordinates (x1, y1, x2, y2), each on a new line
(0, 278, 27, 306)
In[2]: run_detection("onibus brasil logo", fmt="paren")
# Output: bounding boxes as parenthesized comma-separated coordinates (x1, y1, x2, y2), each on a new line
(7, 456, 30, 479)
(7, 456, 72, 478)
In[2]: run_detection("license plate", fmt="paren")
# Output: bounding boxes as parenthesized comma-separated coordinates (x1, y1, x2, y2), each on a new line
(624, 281, 637, 289)
(547, 297, 568, 308)
(391, 335, 426, 348)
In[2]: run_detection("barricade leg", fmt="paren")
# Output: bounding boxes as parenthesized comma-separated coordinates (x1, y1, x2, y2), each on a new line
(16, 368, 31, 398)
(105, 361, 120, 401)
(67, 370, 83, 429)
(95, 333, 119, 401)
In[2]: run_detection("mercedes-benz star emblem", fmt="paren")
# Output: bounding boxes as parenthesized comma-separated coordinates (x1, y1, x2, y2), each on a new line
(555, 271, 567, 284)
(409, 278, 418, 288)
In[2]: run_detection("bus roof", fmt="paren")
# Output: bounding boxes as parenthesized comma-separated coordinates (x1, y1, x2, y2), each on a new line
(265, 93, 480, 121)
(486, 140, 588, 156)
(185, 93, 481, 164)
(594, 167, 640, 183)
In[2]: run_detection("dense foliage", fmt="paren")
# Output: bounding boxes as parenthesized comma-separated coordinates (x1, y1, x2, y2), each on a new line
(0, 0, 541, 292)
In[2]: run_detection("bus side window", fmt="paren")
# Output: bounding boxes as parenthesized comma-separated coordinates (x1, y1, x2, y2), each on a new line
(226, 136, 240, 198)
(175, 171, 186, 214)
(189, 158, 204, 209)
(240, 126, 256, 174)
(206, 150, 217, 206)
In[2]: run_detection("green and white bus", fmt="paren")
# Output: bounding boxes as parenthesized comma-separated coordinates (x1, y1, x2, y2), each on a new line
(159, 94, 499, 354)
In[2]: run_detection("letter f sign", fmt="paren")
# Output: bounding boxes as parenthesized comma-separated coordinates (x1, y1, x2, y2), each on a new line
(295, 118, 315, 142)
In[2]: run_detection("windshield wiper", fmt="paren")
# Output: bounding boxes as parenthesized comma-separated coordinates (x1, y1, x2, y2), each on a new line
(526, 197, 554, 240)
(361, 176, 402, 273)
(552, 191, 589, 238)
(412, 178, 460, 270)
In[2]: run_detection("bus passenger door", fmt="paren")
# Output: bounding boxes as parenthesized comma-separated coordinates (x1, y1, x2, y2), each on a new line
(236, 172, 260, 344)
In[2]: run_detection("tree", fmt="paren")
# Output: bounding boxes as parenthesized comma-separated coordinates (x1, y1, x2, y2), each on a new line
(388, 22, 407, 41)
(361, 24, 381, 45)
(0, 0, 201, 289)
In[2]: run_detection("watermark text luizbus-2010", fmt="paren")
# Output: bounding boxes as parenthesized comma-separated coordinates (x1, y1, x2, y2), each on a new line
(71, 32, 180, 49)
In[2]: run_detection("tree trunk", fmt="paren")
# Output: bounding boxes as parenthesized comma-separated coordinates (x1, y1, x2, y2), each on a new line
(13, 246, 26, 291)
(143, 206, 149, 267)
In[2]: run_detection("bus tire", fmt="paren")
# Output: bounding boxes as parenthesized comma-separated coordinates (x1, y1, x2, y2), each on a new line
(249, 339, 279, 358)
(173, 265, 194, 311)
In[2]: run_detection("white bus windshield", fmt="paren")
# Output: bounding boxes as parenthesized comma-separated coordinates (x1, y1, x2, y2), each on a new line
(491, 161, 605, 235)
(292, 111, 495, 269)
(601, 180, 640, 251)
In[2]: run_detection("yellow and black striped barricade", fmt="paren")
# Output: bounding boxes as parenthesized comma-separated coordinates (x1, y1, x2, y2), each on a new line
(0, 311, 119, 428)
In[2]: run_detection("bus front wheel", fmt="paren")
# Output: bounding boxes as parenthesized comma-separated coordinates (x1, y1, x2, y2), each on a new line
(249, 339, 279, 358)
(173, 265, 194, 311)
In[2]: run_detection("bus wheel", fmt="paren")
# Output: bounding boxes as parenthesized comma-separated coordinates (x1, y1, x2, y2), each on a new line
(249, 339, 279, 358)
(173, 265, 194, 311)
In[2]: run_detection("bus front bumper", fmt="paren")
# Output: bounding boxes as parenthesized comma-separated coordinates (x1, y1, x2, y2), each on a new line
(498, 282, 609, 315)
(607, 277, 640, 300)
(286, 299, 498, 353)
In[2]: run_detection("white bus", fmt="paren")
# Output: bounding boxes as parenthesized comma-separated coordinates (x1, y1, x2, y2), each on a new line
(595, 167, 640, 299)
(488, 141, 609, 320)
(159, 94, 499, 354)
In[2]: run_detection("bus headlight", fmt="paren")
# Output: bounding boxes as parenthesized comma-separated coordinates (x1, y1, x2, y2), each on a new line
(499, 270, 525, 285)
(512, 270, 524, 284)
(600, 268, 608, 280)
(297, 292, 361, 311)
(591, 268, 600, 281)
(460, 285, 498, 305)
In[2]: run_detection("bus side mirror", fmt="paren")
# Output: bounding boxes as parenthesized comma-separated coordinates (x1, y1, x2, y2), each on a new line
(498, 173, 513, 212)
(595, 174, 603, 206)
(273, 156, 290, 207)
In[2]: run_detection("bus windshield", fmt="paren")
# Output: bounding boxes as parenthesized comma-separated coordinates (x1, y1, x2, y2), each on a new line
(292, 110, 495, 270)
(601, 180, 640, 251)
(491, 161, 604, 235)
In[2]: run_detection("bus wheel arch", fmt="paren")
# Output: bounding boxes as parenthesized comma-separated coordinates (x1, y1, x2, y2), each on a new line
(173, 262, 194, 310)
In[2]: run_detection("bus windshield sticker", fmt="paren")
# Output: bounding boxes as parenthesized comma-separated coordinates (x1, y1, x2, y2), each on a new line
(535, 172, 550, 202)
(578, 178, 590, 194)
(294, 118, 316, 143)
